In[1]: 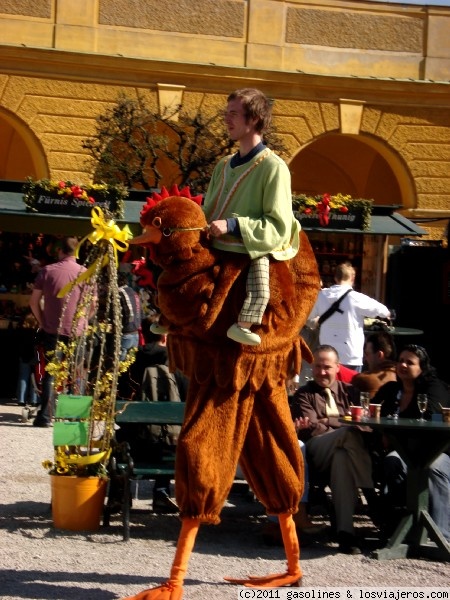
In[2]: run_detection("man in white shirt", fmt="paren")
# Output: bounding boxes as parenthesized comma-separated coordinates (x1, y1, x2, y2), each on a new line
(307, 262, 390, 371)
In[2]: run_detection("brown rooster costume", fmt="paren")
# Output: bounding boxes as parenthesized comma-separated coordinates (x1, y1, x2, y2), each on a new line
(124, 186, 320, 600)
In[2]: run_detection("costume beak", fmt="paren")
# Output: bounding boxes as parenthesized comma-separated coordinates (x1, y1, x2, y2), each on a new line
(128, 226, 162, 245)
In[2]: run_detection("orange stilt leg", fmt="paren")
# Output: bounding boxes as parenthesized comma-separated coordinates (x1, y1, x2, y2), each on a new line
(122, 518, 201, 600)
(224, 513, 302, 588)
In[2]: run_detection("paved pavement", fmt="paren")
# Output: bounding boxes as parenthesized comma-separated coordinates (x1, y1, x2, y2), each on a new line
(0, 400, 449, 600)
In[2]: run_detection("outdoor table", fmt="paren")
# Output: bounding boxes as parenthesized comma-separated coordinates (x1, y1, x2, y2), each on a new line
(339, 416, 450, 561)
(390, 327, 424, 336)
(364, 326, 424, 337)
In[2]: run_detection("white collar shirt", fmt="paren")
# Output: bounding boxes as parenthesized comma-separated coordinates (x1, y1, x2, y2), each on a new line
(308, 283, 390, 367)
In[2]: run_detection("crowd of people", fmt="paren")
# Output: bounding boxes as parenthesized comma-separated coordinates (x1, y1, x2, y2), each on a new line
(8, 86, 450, 565)
(289, 339, 450, 552)
(287, 262, 450, 554)
(17, 227, 449, 556)
(12, 232, 187, 510)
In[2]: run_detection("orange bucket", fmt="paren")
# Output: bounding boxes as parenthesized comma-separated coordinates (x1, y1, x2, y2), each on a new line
(51, 475, 107, 531)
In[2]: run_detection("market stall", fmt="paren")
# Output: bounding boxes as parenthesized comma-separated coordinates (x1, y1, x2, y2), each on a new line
(0, 181, 145, 398)
(0, 183, 426, 398)
(296, 203, 426, 300)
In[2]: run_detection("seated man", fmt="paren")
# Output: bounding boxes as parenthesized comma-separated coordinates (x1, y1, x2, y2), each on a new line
(352, 331, 397, 398)
(290, 344, 373, 555)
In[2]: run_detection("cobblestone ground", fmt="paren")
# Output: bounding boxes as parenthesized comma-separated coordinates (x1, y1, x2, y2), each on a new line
(0, 401, 448, 600)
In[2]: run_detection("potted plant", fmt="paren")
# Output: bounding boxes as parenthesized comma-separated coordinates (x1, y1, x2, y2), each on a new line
(43, 439, 110, 532)
(41, 212, 135, 531)
(22, 177, 128, 218)
(292, 192, 372, 230)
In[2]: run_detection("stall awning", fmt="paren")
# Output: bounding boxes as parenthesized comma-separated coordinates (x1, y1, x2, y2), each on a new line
(297, 207, 426, 236)
(0, 191, 426, 237)
(367, 212, 426, 236)
(0, 190, 143, 236)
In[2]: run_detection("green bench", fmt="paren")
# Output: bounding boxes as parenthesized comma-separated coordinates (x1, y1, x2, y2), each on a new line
(104, 400, 185, 540)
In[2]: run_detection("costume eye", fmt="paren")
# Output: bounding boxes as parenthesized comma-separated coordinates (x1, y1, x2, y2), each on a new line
(162, 228, 172, 237)
(152, 217, 162, 228)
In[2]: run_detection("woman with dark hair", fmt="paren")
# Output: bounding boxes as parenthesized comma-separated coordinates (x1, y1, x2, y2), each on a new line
(375, 344, 448, 418)
(373, 344, 450, 541)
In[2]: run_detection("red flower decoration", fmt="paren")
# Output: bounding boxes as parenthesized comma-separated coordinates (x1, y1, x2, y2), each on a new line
(71, 185, 84, 198)
(340, 206, 349, 214)
(317, 193, 331, 226)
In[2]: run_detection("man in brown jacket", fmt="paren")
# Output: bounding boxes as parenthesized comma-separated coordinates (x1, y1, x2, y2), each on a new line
(291, 345, 373, 555)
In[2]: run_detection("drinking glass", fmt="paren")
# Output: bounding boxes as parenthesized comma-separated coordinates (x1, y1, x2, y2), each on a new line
(417, 393, 428, 422)
(360, 392, 371, 421)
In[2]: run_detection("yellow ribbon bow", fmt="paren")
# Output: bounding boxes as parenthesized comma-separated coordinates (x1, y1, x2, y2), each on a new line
(57, 207, 131, 298)
(85, 206, 130, 256)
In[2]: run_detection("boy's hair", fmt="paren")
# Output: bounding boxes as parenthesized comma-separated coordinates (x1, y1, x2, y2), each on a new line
(335, 261, 355, 283)
(140, 316, 162, 344)
(227, 88, 272, 134)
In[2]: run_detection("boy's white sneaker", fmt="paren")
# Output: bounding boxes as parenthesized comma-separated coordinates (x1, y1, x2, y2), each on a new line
(227, 323, 261, 346)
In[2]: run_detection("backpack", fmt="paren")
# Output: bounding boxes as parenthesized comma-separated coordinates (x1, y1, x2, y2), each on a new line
(140, 364, 182, 403)
(139, 363, 184, 449)
(115, 363, 184, 461)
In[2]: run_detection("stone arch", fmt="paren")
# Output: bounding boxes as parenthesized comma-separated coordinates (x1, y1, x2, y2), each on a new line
(0, 108, 48, 181)
(289, 132, 415, 209)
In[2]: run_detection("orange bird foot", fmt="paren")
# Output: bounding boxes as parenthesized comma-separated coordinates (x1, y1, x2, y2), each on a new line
(224, 571, 302, 588)
(122, 583, 183, 600)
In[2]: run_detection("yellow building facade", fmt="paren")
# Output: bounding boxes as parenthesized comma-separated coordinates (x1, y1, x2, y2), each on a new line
(0, 0, 449, 239)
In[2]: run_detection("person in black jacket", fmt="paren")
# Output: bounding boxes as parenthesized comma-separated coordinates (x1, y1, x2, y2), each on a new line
(116, 316, 188, 513)
(373, 344, 450, 541)
(118, 317, 188, 402)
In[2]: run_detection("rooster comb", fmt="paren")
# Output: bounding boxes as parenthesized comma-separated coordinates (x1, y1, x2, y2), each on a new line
(140, 185, 203, 222)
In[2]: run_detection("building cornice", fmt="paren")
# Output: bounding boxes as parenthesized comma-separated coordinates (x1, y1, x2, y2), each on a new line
(1, 44, 449, 108)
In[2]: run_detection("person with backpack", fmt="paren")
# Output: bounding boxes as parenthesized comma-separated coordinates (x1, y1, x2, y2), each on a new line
(307, 262, 390, 371)
(118, 271, 142, 361)
(116, 317, 188, 513)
